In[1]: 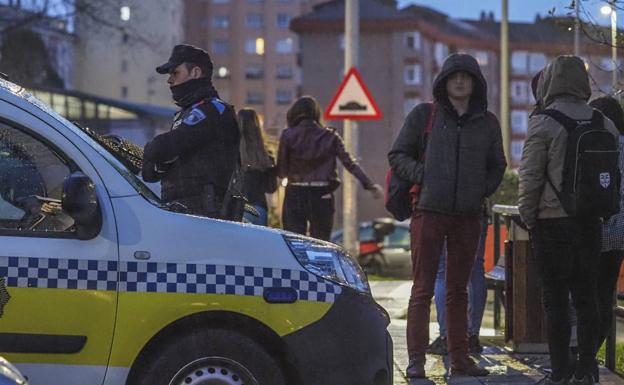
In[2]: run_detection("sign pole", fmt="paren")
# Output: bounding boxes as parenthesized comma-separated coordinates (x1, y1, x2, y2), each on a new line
(343, 0, 359, 257)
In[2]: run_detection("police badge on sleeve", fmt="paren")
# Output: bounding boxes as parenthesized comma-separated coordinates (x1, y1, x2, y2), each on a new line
(183, 108, 206, 126)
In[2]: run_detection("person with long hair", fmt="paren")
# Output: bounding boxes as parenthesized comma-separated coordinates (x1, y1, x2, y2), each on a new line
(237, 108, 277, 226)
(277, 95, 382, 241)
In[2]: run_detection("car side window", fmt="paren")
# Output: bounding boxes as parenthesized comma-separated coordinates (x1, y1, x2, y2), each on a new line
(0, 123, 75, 233)
(384, 227, 410, 249)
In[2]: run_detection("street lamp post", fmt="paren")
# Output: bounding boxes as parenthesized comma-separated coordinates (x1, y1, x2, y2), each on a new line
(602, 1, 618, 92)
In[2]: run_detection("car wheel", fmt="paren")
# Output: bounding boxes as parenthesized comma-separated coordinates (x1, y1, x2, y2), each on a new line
(136, 329, 286, 385)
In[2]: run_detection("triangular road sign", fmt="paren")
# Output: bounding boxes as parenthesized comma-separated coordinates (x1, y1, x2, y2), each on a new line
(324, 67, 382, 120)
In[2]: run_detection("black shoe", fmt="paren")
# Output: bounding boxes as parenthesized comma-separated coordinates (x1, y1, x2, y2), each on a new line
(406, 359, 426, 378)
(426, 336, 447, 355)
(544, 375, 569, 385)
(569, 375, 594, 385)
(449, 356, 490, 377)
(468, 335, 483, 354)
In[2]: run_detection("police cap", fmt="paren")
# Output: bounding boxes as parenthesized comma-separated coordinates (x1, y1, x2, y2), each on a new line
(156, 44, 213, 76)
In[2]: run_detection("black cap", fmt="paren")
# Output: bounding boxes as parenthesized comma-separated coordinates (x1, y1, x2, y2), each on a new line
(156, 44, 213, 76)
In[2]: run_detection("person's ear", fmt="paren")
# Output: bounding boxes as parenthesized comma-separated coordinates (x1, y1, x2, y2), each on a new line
(191, 66, 203, 79)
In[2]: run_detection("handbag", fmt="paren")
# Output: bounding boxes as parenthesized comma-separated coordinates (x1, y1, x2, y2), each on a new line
(384, 103, 436, 221)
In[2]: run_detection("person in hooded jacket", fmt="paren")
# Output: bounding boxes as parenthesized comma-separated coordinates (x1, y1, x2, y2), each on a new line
(519, 56, 619, 385)
(142, 44, 240, 218)
(277, 95, 382, 241)
(388, 53, 506, 379)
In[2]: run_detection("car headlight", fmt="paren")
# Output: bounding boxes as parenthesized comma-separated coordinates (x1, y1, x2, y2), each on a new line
(283, 234, 370, 295)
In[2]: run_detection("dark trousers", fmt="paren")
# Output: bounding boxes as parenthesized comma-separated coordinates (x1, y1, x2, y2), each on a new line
(597, 250, 624, 350)
(407, 210, 481, 363)
(282, 186, 334, 241)
(532, 217, 601, 381)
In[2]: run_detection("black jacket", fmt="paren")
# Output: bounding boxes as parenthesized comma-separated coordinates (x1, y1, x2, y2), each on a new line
(388, 53, 506, 216)
(143, 88, 240, 216)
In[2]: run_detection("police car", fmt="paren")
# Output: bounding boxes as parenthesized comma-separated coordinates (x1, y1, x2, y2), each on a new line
(0, 78, 392, 385)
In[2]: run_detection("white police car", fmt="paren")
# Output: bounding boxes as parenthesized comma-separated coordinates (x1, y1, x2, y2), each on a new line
(0, 78, 392, 385)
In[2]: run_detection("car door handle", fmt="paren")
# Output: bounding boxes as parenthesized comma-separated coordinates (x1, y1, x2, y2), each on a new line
(134, 251, 151, 260)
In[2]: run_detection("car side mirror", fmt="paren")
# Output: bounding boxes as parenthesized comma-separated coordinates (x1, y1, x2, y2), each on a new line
(62, 171, 102, 240)
(372, 218, 395, 243)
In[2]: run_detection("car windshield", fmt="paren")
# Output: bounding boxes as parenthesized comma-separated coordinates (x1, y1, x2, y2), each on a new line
(2, 79, 163, 207)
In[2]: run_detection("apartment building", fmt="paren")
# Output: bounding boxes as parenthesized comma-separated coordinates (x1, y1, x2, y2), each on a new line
(73, 0, 184, 107)
(291, 0, 619, 223)
(183, 0, 326, 136)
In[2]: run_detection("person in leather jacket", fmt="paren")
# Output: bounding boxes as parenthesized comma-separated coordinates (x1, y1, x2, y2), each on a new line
(142, 45, 240, 218)
(277, 95, 382, 240)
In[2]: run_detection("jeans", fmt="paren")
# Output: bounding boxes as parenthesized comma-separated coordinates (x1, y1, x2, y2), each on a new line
(435, 218, 488, 337)
(407, 210, 481, 362)
(282, 186, 334, 241)
(532, 217, 601, 381)
(243, 205, 268, 226)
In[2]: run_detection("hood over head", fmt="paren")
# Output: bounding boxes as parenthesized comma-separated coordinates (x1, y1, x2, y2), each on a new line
(537, 55, 591, 107)
(590, 96, 624, 135)
(433, 53, 488, 114)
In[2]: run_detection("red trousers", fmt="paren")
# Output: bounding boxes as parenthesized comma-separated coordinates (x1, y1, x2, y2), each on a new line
(407, 210, 481, 362)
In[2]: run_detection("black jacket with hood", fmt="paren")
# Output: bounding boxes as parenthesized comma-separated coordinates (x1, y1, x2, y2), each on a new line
(388, 53, 507, 216)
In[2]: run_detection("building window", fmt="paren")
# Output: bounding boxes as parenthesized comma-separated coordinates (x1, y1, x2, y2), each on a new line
(120, 6, 131, 21)
(510, 81, 529, 104)
(276, 38, 294, 54)
(213, 15, 229, 29)
(246, 13, 263, 28)
(245, 38, 265, 55)
(248, 0, 263, 3)
(475, 51, 489, 66)
(121, 86, 128, 99)
(511, 140, 525, 163)
(277, 13, 291, 29)
(511, 110, 528, 135)
(276, 89, 293, 104)
(511, 51, 529, 75)
(213, 0, 230, 3)
(339, 34, 345, 51)
(276, 65, 293, 79)
(212, 40, 229, 55)
(245, 64, 264, 79)
(246, 91, 263, 104)
(121, 60, 128, 73)
(601, 56, 621, 71)
(122, 33, 129, 44)
(434, 43, 448, 67)
(404, 31, 421, 50)
(404, 64, 422, 86)
(403, 97, 422, 117)
(216, 66, 230, 79)
(529, 52, 547, 73)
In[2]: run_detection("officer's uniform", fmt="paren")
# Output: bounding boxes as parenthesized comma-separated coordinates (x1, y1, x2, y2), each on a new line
(143, 45, 240, 218)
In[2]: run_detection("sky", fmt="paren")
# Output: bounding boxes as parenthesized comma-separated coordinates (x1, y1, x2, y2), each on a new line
(397, 0, 620, 26)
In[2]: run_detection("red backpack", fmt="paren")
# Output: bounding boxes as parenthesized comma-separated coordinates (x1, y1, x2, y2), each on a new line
(384, 103, 437, 221)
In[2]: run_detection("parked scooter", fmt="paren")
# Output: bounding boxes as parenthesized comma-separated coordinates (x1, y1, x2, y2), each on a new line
(358, 218, 395, 275)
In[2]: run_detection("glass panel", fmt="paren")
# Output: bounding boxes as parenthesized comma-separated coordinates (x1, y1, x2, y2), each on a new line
(67, 96, 82, 119)
(0, 123, 74, 232)
(108, 106, 137, 120)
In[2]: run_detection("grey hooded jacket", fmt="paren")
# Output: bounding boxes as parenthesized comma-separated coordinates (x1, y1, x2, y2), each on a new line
(518, 55, 619, 229)
(388, 53, 506, 216)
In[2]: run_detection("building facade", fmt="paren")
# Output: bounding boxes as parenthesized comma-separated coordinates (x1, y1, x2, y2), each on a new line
(183, 0, 326, 136)
(292, 0, 619, 224)
(73, 0, 184, 108)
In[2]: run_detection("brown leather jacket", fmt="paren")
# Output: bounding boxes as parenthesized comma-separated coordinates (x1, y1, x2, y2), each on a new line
(277, 119, 374, 190)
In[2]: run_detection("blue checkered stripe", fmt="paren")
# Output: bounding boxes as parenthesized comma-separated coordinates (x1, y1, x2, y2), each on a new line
(0, 257, 341, 303)
(118, 262, 341, 303)
(0, 256, 117, 291)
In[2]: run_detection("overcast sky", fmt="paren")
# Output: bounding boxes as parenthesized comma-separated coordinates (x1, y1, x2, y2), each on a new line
(397, 0, 620, 26)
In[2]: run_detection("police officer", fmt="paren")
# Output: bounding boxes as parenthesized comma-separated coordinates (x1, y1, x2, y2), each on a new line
(143, 44, 240, 218)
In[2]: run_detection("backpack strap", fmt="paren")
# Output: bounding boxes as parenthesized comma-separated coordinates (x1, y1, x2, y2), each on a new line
(419, 103, 437, 161)
(538, 109, 583, 133)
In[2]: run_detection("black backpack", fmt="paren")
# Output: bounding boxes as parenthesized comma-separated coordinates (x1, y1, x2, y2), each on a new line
(539, 109, 620, 218)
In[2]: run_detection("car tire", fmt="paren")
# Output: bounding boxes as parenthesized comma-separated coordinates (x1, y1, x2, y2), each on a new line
(135, 329, 286, 385)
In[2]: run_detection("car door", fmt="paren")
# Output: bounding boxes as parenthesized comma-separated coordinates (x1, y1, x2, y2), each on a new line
(0, 106, 118, 385)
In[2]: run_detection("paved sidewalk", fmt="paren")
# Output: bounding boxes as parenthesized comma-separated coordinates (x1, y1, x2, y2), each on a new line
(370, 280, 624, 385)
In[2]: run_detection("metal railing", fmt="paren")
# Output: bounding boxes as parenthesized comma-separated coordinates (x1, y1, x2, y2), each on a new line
(490, 205, 623, 375)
